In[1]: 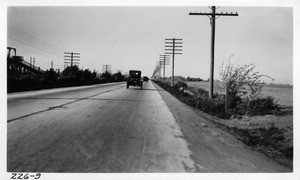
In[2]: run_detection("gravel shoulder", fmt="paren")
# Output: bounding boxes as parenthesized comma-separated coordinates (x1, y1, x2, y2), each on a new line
(152, 81, 291, 172)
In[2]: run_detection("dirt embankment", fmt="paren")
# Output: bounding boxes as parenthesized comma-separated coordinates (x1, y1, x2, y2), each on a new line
(209, 113, 293, 169)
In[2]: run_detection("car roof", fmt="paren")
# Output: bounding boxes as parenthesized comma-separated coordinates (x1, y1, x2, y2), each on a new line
(129, 70, 141, 73)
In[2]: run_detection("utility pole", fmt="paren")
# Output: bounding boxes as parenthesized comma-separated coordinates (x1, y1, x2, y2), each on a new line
(51, 61, 53, 69)
(64, 52, 80, 67)
(30, 57, 32, 68)
(33, 57, 36, 66)
(189, 6, 238, 99)
(165, 38, 183, 86)
(156, 61, 162, 80)
(159, 54, 170, 83)
(56, 69, 60, 76)
(102, 65, 111, 73)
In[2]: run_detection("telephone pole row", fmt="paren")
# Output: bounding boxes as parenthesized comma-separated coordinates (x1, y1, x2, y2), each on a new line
(159, 54, 170, 82)
(165, 38, 183, 86)
(189, 6, 238, 99)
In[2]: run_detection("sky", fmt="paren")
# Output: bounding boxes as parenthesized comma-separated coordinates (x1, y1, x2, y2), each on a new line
(6, 6, 293, 84)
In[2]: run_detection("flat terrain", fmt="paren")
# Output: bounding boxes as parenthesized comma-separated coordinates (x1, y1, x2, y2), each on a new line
(7, 81, 290, 172)
(187, 81, 293, 107)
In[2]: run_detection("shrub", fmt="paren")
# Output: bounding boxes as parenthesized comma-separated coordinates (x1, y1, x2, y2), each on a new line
(246, 96, 280, 116)
(153, 79, 281, 119)
(195, 92, 228, 118)
(154, 80, 228, 118)
(219, 54, 274, 114)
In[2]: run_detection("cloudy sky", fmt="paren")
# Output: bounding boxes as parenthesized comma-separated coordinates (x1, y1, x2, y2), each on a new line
(6, 5, 293, 84)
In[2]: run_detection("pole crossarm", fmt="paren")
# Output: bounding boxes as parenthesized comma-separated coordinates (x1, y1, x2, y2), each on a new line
(189, 12, 238, 16)
(165, 49, 182, 51)
(64, 52, 80, 54)
(64, 56, 80, 58)
(165, 52, 183, 55)
(165, 45, 183, 48)
(159, 60, 170, 63)
(165, 38, 183, 40)
(165, 42, 183, 44)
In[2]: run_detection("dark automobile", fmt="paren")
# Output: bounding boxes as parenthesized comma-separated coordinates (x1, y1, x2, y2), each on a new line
(143, 76, 149, 81)
(127, 70, 143, 89)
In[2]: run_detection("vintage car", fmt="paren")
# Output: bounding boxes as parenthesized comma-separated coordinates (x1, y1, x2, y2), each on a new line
(127, 70, 143, 89)
(143, 76, 149, 81)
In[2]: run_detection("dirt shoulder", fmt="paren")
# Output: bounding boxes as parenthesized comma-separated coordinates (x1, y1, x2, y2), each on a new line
(152, 81, 291, 172)
(223, 114, 293, 169)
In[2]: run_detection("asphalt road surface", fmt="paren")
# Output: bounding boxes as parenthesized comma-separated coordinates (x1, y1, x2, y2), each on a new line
(7, 81, 290, 172)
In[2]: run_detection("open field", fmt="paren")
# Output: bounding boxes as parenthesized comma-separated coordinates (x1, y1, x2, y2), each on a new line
(187, 81, 293, 107)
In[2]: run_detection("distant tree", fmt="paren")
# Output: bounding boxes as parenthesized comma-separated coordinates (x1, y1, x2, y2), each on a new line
(44, 68, 58, 82)
(186, 76, 204, 81)
(111, 71, 125, 82)
(91, 70, 97, 78)
(61, 65, 80, 79)
(100, 71, 112, 83)
(83, 69, 92, 80)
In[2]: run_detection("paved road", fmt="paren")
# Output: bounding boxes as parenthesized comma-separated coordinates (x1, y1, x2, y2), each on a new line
(7, 81, 290, 172)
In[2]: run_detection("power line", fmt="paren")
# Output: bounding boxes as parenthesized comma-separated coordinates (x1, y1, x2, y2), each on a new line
(8, 34, 63, 60)
(8, 24, 66, 53)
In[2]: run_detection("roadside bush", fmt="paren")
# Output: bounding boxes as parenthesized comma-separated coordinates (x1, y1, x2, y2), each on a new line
(154, 80, 228, 118)
(153, 80, 281, 119)
(194, 90, 228, 118)
(219, 54, 275, 115)
(246, 96, 280, 116)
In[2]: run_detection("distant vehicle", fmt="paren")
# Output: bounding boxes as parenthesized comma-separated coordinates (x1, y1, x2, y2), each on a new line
(127, 70, 143, 89)
(143, 76, 149, 81)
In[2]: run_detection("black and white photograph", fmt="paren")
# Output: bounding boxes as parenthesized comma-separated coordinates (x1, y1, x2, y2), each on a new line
(1, 0, 299, 179)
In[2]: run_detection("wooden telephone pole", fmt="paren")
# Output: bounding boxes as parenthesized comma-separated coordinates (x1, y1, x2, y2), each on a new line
(64, 52, 80, 67)
(165, 38, 183, 86)
(189, 6, 238, 99)
(102, 65, 111, 73)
